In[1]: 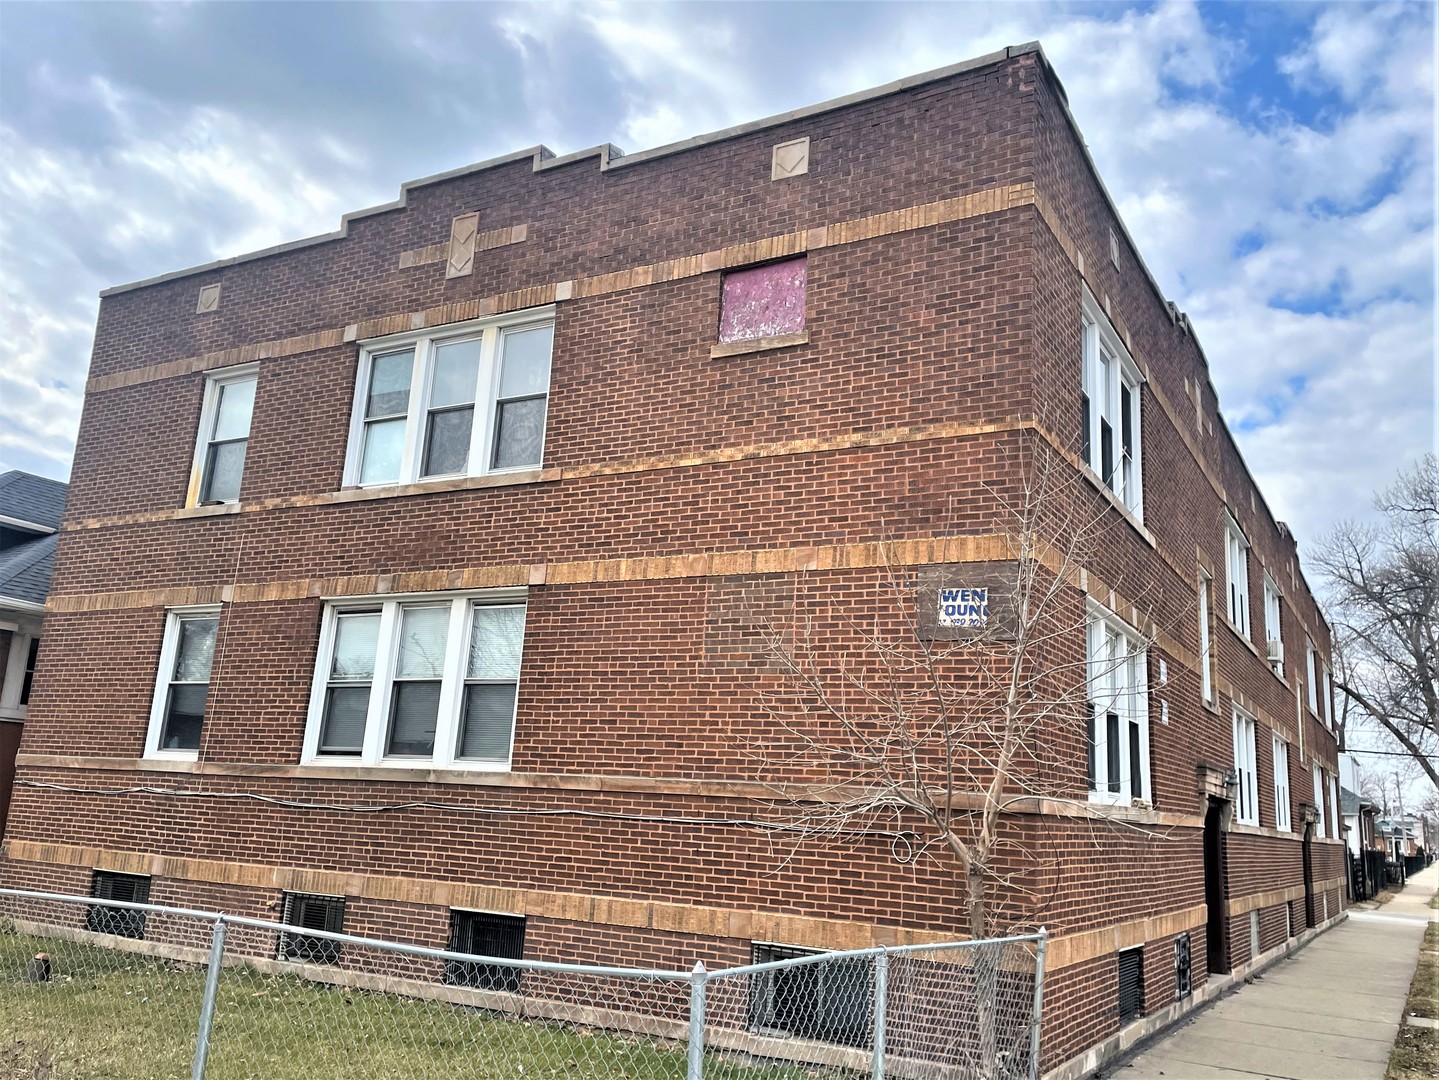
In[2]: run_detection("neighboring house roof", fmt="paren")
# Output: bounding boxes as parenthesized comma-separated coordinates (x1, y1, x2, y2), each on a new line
(1340, 786, 1366, 816)
(0, 532, 58, 606)
(0, 470, 67, 532)
(0, 470, 67, 607)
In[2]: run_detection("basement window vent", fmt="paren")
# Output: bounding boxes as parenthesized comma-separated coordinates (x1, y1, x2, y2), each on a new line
(1173, 932, 1191, 1000)
(444, 911, 526, 993)
(1118, 947, 1145, 1024)
(749, 943, 871, 1048)
(87, 871, 151, 940)
(278, 893, 345, 965)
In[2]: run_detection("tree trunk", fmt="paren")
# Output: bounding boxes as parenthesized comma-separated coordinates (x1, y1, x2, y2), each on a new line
(969, 868, 1001, 1079)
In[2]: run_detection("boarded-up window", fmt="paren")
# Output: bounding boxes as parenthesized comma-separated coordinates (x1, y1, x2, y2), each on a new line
(719, 258, 806, 343)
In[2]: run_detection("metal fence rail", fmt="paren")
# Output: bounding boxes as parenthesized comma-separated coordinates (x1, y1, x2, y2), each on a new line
(0, 887, 1045, 1079)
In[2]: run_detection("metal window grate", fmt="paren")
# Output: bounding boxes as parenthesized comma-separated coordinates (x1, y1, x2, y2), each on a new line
(443, 910, 525, 992)
(748, 943, 871, 1048)
(87, 871, 150, 939)
(1118, 947, 1144, 1024)
(277, 893, 345, 965)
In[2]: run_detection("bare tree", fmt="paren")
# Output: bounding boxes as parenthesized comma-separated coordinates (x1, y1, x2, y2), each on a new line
(1316, 455, 1439, 790)
(739, 440, 1169, 942)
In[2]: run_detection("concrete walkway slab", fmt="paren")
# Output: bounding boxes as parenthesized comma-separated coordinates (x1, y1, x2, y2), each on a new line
(1110, 863, 1437, 1080)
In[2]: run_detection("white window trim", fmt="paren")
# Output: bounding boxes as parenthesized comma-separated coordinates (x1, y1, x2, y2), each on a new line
(1224, 512, 1250, 638)
(1081, 287, 1144, 520)
(0, 619, 40, 719)
(1086, 600, 1152, 807)
(186, 363, 259, 508)
(1312, 762, 1327, 839)
(343, 307, 555, 490)
(1305, 638, 1319, 716)
(1272, 734, 1291, 832)
(302, 589, 527, 771)
(1320, 661, 1332, 729)
(1198, 572, 1214, 704)
(144, 605, 222, 760)
(1262, 573, 1283, 676)
(1232, 708, 1258, 826)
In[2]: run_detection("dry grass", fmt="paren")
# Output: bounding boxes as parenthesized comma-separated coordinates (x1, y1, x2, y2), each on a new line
(1385, 919, 1439, 1080)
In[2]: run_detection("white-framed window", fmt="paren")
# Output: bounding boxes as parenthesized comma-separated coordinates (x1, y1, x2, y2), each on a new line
(1321, 662, 1332, 729)
(1232, 708, 1258, 826)
(1080, 289, 1144, 517)
(1329, 773, 1341, 840)
(1272, 734, 1291, 832)
(1305, 638, 1318, 715)
(1086, 603, 1151, 804)
(345, 308, 554, 488)
(303, 591, 526, 769)
(1224, 513, 1250, 637)
(1262, 574, 1283, 676)
(145, 607, 221, 758)
(1198, 572, 1214, 704)
(189, 365, 257, 506)
(1312, 762, 1327, 838)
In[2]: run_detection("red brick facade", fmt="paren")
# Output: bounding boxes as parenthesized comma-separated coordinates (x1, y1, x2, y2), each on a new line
(2, 44, 1344, 1074)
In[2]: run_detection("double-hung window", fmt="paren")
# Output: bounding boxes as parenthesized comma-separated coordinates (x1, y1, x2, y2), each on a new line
(1305, 638, 1318, 715)
(1198, 572, 1214, 704)
(1232, 708, 1258, 826)
(1086, 604, 1151, 804)
(189, 366, 257, 505)
(304, 591, 526, 769)
(1224, 514, 1250, 637)
(1081, 289, 1144, 517)
(1262, 575, 1283, 675)
(346, 309, 554, 488)
(1313, 763, 1327, 838)
(145, 607, 220, 757)
(1272, 734, 1291, 831)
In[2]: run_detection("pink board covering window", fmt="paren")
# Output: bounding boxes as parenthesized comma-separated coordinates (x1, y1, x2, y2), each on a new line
(718, 257, 807, 343)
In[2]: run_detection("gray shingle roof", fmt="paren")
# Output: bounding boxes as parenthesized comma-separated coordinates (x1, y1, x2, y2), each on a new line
(0, 471, 67, 606)
(0, 533, 57, 605)
(0, 470, 67, 531)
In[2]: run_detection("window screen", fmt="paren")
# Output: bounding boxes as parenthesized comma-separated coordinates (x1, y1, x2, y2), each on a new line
(444, 911, 526, 992)
(88, 871, 151, 939)
(278, 893, 345, 965)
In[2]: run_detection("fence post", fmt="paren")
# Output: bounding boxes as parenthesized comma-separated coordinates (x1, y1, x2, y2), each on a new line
(191, 916, 227, 1080)
(1029, 929, 1048, 1080)
(687, 960, 707, 1080)
(871, 949, 889, 1080)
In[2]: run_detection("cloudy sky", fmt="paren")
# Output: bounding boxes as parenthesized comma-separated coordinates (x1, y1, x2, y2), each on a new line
(1, 0, 1434, 553)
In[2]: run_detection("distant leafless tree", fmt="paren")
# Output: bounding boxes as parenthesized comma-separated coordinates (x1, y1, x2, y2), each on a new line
(1316, 455, 1439, 791)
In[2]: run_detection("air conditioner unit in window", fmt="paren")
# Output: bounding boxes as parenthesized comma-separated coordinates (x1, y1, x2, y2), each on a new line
(1267, 638, 1283, 664)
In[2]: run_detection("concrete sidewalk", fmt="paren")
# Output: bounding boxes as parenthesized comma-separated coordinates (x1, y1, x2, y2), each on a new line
(1111, 863, 1438, 1080)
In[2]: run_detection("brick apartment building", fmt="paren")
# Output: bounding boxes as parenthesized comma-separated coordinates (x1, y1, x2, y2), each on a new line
(1, 43, 1347, 1076)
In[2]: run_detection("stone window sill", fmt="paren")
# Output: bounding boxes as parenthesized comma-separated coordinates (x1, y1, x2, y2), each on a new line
(710, 330, 809, 359)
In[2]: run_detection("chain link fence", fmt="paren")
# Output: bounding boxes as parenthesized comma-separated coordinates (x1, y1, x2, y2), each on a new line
(0, 887, 1045, 1079)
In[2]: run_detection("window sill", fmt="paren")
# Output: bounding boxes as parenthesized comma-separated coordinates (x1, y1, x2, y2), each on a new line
(143, 750, 200, 764)
(334, 468, 554, 504)
(710, 330, 809, 359)
(177, 503, 242, 520)
(301, 758, 511, 775)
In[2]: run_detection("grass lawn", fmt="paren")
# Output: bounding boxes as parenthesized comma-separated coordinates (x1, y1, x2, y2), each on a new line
(0, 931, 824, 1080)
(1385, 919, 1439, 1080)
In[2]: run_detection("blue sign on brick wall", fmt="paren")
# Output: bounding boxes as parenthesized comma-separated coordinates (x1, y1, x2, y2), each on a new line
(938, 587, 989, 628)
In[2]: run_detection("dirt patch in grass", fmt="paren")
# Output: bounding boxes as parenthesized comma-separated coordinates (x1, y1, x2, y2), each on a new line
(1386, 919, 1439, 1080)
